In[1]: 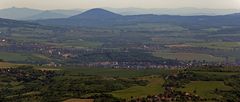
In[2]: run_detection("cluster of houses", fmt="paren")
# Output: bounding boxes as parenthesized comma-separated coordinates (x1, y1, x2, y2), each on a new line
(79, 61, 184, 69)
(0, 39, 182, 68)
(0, 37, 238, 68)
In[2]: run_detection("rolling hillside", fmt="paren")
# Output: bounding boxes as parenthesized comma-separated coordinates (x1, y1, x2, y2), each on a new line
(35, 8, 240, 27)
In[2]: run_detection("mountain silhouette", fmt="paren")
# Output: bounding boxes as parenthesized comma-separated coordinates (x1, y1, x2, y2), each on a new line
(69, 8, 122, 19)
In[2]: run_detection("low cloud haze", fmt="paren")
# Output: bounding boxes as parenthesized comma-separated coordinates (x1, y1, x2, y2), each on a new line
(0, 0, 240, 10)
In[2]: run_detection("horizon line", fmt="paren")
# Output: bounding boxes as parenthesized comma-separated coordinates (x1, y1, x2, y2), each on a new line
(1, 6, 240, 11)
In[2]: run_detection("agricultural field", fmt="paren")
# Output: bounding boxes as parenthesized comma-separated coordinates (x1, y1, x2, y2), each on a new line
(177, 81, 232, 99)
(1, 21, 240, 66)
(0, 65, 239, 101)
(112, 76, 164, 99)
(114, 24, 187, 32)
(63, 67, 173, 78)
(0, 52, 31, 62)
(153, 51, 225, 62)
(192, 71, 239, 76)
(0, 52, 49, 63)
(190, 42, 240, 50)
(0, 62, 24, 68)
(52, 41, 103, 48)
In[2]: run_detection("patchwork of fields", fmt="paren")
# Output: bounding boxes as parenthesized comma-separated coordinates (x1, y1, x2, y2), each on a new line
(0, 64, 239, 101)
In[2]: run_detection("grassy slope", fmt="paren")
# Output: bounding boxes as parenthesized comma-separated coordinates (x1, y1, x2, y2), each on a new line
(111, 76, 164, 99)
(0, 52, 49, 62)
(0, 52, 29, 62)
(0, 62, 24, 68)
(177, 81, 232, 99)
(190, 42, 240, 50)
(193, 71, 240, 76)
(64, 68, 172, 78)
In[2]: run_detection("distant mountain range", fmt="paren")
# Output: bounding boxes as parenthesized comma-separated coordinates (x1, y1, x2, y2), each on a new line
(0, 7, 239, 20)
(0, 7, 42, 20)
(105, 8, 240, 16)
(34, 8, 240, 27)
(0, 8, 240, 28)
(26, 11, 68, 20)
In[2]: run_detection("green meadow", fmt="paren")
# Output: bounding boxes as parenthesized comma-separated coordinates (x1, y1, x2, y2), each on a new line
(0, 52, 49, 62)
(63, 67, 173, 78)
(153, 52, 225, 62)
(112, 76, 165, 99)
(177, 81, 232, 99)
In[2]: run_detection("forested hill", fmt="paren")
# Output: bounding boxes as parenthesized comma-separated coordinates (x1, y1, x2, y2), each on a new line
(34, 8, 240, 27)
(0, 18, 39, 28)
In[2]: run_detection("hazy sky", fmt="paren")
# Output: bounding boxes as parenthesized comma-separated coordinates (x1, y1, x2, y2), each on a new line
(1, 0, 240, 10)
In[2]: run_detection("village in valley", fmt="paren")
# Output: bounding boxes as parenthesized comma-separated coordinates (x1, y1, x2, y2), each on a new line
(0, 3, 240, 101)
